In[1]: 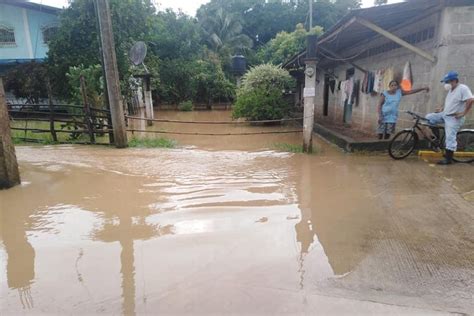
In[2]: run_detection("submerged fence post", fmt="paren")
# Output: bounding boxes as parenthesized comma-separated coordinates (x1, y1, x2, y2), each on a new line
(0, 78, 21, 189)
(80, 76, 96, 144)
(47, 80, 58, 142)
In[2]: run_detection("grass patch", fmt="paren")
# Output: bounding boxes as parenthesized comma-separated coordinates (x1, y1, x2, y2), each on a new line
(178, 101, 193, 111)
(272, 142, 318, 154)
(9, 120, 110, 145)
(128, 137, 177, 148)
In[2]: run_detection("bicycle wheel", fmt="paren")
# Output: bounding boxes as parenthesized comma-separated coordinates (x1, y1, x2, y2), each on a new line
(389, 130, 418, 160)
(453, 130, 474, 163)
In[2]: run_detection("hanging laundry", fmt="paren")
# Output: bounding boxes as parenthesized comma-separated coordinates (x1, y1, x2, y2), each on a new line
(340, 80, 347, 108)
(345, 77, 354, 100)
(367, 71, 375, 93)
(383, 67, 394, 91)
(352, 80, 360, 106)
(373, 69, 385, 93)
(329, 79, 336, 94)
(362, 71, 368, 94)
(400, 61, 413, 91)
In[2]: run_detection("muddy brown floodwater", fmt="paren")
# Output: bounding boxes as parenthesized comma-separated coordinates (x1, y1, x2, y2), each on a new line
(1, 110, 474, 315)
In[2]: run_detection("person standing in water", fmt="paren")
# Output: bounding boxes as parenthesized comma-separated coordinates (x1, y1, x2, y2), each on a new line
(377, 80, 429, 139)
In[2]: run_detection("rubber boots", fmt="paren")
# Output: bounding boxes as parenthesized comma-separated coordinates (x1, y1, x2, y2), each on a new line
(437, 150, 454, 165)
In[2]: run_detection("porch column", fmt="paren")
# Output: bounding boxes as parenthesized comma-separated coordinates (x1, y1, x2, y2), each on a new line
(303, 35, 318, 153)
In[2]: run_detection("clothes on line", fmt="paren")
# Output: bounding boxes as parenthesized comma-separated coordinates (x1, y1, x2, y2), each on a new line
(329, 79, 336, 94)
(373, 69, 384, 93)
(352, 79, 360, 106)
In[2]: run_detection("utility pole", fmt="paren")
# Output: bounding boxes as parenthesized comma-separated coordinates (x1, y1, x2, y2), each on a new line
(302, 35, 318, 153)
(0, 78, 21, 189)
(309, 0, 313, 30)
(95, 0, 128, 148)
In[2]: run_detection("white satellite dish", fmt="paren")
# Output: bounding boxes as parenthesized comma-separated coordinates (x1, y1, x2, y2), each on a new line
(129, 41, 147, 66)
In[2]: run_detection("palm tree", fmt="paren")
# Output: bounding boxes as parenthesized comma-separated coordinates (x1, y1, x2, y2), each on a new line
(200, 8, 253, 55)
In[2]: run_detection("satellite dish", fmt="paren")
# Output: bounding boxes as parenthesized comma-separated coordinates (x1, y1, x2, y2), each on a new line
(129, 41, 147, 66)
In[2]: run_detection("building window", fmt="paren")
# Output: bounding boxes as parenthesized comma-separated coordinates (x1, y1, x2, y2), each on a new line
(0, 25, 16, 47)
(42, 26, 58, 44)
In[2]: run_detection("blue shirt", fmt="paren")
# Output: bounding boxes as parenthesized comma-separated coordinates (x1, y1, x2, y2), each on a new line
(381, 89, 402, 123)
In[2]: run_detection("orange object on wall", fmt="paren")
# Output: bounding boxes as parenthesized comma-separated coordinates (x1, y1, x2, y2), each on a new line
(401, 61, 413, 91)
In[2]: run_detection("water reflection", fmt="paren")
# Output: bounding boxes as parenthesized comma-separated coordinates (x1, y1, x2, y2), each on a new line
(2, 207, 35, 309)
(2, 136, 472, 314)
(1, 146, 298, 314)
(0, 165, 166, 315)
(292, 155, 384, 283)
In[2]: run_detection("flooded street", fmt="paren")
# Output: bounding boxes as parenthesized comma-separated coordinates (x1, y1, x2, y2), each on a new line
(1, 111, 474, 315)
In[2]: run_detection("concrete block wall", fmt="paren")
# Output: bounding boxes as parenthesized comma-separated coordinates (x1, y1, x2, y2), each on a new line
(432, 5, 474, 126)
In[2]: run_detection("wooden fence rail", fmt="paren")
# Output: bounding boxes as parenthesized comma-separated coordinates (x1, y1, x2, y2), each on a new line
(8, 102, 112, 145)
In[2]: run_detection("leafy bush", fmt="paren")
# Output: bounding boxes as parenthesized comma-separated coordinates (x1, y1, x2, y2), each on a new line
(232, 64, 294, 120)
(233, 89, 290, 121)
(239, 64, 294, 95)
(192, 55, 236, 103)
(178, 100, 193, 111)
(66, 64, 104, 109)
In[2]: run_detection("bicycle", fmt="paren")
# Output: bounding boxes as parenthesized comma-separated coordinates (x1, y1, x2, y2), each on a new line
(388, 111, 474, 163)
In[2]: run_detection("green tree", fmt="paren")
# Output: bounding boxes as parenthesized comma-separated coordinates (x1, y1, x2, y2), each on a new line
(4, 63, 48, 104)
(47, 0, 156, 99)
(233, 64, 295, 120)
(66, 64, 104, 109)
(199, 8, 253, 56)
(257, 23, 323, 65)
(197, 0, 361, 47)
(192, 53, 236, 104)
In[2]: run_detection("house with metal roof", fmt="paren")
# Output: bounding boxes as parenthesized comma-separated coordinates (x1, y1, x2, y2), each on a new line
(0, 0, 60, 74)
(284, 0, 474, 148)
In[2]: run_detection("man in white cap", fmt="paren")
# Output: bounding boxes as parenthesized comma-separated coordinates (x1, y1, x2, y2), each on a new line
(426, 71, 473, 165)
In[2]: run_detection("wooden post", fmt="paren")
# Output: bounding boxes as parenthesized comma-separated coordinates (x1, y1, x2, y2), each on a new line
(47, 80, 58, 142)
(80, 76, 96, 144)
(93, 0, 114, 144)
(0, 78, 21, 189)
(303, 35, 318, 153)
(96, 0, 128, 148)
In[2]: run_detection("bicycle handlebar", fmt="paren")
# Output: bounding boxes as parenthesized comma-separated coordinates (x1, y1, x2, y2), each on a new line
(405, 110, 429, 122)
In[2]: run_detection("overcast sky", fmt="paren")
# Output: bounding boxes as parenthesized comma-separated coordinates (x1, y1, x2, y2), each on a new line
(32, 0, 405, 16)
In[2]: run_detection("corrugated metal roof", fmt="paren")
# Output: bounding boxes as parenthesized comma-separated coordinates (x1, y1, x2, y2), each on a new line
(283, 0, 444, 69)
(318, 0, 440, 53)
(0, 0, 61, 14)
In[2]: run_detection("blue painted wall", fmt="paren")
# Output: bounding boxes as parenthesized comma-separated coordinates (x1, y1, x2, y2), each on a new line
(0, 3, 58, 62)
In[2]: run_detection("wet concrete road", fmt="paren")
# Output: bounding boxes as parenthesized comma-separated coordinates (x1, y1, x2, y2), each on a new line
(1, 111, 474, 315)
